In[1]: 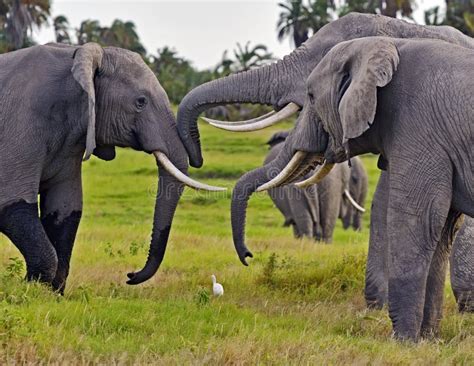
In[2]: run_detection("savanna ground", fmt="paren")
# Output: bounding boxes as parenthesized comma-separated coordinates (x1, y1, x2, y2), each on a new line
(0, 117, 472, 364)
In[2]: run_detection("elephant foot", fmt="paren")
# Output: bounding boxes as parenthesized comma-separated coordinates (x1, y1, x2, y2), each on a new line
(26, 253, 58, 285)
(365, 296, 386, 310)
(392, 326, 420, 343)
(51, 268, 69, 295)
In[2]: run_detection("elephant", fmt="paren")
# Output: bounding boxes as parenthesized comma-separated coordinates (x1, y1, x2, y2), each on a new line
(176, 13, 474, 340)
(366, 171, 474, 313)
(227, 37, 473, 341)
(265, 131, 366, 242)
(176, 13, 474, 169)
(0, 43, 221, 292)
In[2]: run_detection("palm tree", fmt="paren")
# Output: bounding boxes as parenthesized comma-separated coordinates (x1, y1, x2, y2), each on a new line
(53, 15, 70, 44)
(0, 0, 50, 51)
(304, 0, 334, 33)
(277, 0, 310, 48)
(232, 42, 274, 72)
(425, 0, 474, 36)
(338, 0, 413, 18)
(76, 19, 102, 45)
(107, 20, 146, 56)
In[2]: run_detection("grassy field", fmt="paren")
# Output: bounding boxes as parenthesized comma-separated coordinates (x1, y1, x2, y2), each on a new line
(0, 118, 472, 364)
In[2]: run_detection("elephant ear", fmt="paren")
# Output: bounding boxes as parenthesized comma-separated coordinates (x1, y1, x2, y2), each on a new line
(71, 43, 104, 161)
(338, 39, 399, 144)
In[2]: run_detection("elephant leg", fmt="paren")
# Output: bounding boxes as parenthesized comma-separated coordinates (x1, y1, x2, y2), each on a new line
(387, 162, 451, 341)
(286, 186, 313, 239)
(420, 209, 462, 338)
(365, 171, 389, 309)
(0, 200, 58, 283)
(40, 176, 82, 294)
(450, 216, 474, 313)
(318, 179, 340, 243)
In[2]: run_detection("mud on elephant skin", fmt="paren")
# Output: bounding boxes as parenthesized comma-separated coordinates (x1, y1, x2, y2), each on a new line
(230, 37, 473, 340)
(177, 12, 474, 169)
(0, 43, 221, 292)
(265, 131, 366, 242)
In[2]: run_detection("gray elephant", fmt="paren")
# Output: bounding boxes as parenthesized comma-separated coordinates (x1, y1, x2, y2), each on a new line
(265, 131, 366, 242)
(366, 171, 474, 313)
(0, 43, 221, 292)
(228, 37, 473, 340)
(177, 13, 474, 169)
(176, 13, 474, 341)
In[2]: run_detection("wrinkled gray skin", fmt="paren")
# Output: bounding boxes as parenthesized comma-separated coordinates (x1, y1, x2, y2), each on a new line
(231, 37, 473, 340)
(265, 131, 366, 241)
(0, 43, 188, 292)
(366, 172, 473, 313)
(450, 216, 474, 312)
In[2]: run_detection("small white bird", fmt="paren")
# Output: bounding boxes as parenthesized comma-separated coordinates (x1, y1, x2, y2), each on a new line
(211, 274, 224, 296)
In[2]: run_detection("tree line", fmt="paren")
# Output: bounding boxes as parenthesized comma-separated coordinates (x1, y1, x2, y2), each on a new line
(1, 0, 473, 104)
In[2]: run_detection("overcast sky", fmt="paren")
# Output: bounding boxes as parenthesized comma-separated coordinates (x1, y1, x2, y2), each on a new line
(35, 0, 444, 70)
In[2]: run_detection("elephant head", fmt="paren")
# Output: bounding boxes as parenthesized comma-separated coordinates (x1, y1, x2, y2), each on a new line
(72, 43, 224, 284)
(230, 37, 400, 264)
(177, 12, 474, 168)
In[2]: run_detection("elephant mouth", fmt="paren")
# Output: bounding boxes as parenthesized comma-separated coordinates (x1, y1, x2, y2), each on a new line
(201, 103, 300, 132)
(256, 151, 327, 192)
(153, 151, 226, 192)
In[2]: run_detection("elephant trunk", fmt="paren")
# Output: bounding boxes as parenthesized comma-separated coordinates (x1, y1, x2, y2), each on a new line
(231, 143, 294, 265)
(177, 67, 275, 168)
(177, 47, 310, 168)
(126, 152, 187, 285)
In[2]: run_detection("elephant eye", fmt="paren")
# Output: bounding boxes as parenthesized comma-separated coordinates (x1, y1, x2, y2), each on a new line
(135, 96, 148, 110)
(308, 92, 315, 104)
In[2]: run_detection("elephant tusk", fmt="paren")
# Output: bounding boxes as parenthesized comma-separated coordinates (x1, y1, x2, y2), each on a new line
(256, 151, 308, 192)
(153, 151, 226, 192)
(201, 110, 276, 126)
(295, 161, 335, 188)
(205, 103, 300, 132)
(344, 189, 366, 213)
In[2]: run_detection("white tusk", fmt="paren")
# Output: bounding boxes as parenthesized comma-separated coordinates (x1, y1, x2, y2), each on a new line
(256, 151, 308, 192)
(153, 151, 226, 192)
(201, 110, 276, 126)
(295, 161, 335, 188)
(206, 103, 300, 132)
(344, 189, 366, 213)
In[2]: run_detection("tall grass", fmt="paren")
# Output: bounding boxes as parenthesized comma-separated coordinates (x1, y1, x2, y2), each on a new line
(0, 119, 472, 364)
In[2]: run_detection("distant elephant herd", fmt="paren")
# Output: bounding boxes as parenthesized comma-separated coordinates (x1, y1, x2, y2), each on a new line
(0, 13, 472, 342)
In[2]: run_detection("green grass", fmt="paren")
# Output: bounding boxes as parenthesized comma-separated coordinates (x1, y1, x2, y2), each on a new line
(0, 118, 472, 364)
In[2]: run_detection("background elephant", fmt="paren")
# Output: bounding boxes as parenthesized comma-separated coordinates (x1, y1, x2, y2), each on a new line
(229, 37, 473, 340)
(0, 42, 219, 292)
(366, 171, 473, 313)
(265, 131, 366, 242)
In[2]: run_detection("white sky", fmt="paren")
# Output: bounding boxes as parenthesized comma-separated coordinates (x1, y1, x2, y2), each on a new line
(35, 0, 444, 70)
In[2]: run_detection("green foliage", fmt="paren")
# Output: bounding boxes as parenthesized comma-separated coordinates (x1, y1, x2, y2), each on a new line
(194, 287, 210, 307)
(425, 1, 474, 36)
(149, 46, 215, 104)
(0, 0, 50, 52)
(4, 257, 23, 280)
